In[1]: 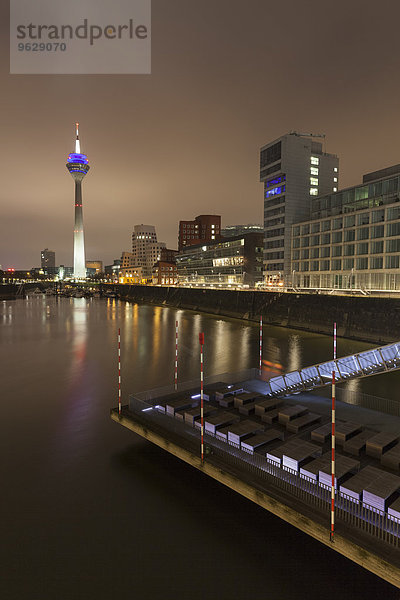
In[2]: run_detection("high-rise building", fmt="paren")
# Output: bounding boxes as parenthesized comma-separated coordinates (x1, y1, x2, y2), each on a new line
(41, 248, 55, 270)
(260, 132, 338, 285)
(66, 123, 90, 279)
(131, 225, 166, 279)
(178, 215, 221, 251)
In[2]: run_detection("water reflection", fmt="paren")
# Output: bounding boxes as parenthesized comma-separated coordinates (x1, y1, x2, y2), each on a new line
(287, 334, 302, 373)
(52, 299, 92, 465)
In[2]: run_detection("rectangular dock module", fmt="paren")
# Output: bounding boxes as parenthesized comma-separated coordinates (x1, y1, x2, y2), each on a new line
(311, 422, 332, 444)
(239, 402, 257, 416)
(165, 397, 199, 417)
(184, 405, 218, 427)
(227, 420, 263, 446)
(215, 425, 230, 442)
(286, 412, 321, 433)
(261, 408, 280, 424)
(388, 496, 400, 522)
(300, 452, 331, 481)
(234, 393, 263, 408)
(342, 430, 377, 456)
(366, 432, 400, 459)
(254, 398, 284, 416)
(363, 471, 400, 512)
(278, 405, 308, 425)
(339, 466, 383, 503)
(319, 456, 360, 489)
(381, 445, 400, 470)
(267, 439, 320, 469)
(214, 385, 245, 401)
(335, 422, 363, 446)
(241, 430, 284, 455)
(282, 440, 322, 472)
(204, 411, 240, 435)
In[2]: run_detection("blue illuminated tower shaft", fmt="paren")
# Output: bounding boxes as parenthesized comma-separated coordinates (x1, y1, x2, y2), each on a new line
(66, 123, 90, 279)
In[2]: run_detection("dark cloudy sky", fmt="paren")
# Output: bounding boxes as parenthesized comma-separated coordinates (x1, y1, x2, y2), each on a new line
(2, 0, 400, 269)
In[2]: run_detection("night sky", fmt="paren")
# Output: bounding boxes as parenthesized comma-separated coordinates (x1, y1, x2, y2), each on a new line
(2, 0, 400, 269)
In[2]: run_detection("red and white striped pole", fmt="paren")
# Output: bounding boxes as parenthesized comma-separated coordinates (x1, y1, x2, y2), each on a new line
(259, 316, 263, 376)
(333, 322, 337, 360)
(118, 327, 122, 416)
(174, 320, 179, 391)
(199, 332, 205, 464)
(330, 370, 336, 542)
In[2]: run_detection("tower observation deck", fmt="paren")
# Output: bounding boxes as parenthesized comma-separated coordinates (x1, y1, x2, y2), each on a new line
(66, 123, 90, 279)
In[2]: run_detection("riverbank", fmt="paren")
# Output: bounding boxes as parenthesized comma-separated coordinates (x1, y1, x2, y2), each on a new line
(114, 284, 400, 345)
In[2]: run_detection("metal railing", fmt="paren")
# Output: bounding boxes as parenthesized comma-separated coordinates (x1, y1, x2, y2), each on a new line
(131, 368, 260, 403)
(125, 394, 400, 550)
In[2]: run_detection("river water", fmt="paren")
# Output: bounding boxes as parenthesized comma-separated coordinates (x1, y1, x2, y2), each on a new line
(1, 296, 399, 599)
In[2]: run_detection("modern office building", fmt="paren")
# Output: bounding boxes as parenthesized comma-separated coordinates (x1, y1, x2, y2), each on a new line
(260, 132, 339, 285)
(290, 164, 400, 292)
(66, 123, 90, 279)
(41, 248, 55, 270)
(221, 224, 263, 238)
(178, 215, 221, 251)
(176, 232, 263, 287)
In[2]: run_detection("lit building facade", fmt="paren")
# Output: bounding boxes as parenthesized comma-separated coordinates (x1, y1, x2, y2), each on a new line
(290, 164, 400, 292)
(221, 224, 263, 238)
(176, 233, 263, 287)
(85, 260, 103, 274)
(178, 215, 221, 251)
(260, 132, 338, 285)
(152, 261, 178, 286)
(41, 248, 55, 270)
(131, 224, 166, 279)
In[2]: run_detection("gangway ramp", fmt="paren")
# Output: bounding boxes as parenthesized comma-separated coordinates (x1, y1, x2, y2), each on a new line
(264, 341, 400, 398)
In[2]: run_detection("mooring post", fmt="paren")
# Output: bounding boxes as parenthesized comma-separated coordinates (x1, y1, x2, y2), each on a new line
(118, 327, 121, 416)
(199, 332, 205, 463)
(174, 320, 178, 391)
(331, 370, 336, 542)
(259, 315, 263, 376)
(334, 321, 337, 360)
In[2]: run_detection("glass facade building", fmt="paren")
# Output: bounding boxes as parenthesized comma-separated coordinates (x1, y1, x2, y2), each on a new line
(291, 165, 400, 292)
(176, 233, 263, 287)
(260, 132, 338, 286)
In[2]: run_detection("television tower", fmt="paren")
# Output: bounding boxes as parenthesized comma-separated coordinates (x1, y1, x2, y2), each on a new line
(66, 123, 90, 279)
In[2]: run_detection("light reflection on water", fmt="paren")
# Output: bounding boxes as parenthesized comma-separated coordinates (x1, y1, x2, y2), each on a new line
(0, 296, 398, 599)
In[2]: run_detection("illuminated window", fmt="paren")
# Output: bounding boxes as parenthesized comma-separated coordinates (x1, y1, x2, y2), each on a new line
(334, 167, 338, 172)
(310, 188, 318, 196)
(333, 187, 337, 192)
(311, 156, 319, 165)
(310, 177, 318, 186)
(334, 177, 338, 182)
(310, 166, 319, 176)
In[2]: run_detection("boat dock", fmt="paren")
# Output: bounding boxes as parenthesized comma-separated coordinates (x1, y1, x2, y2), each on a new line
(111, 368, 400, 588)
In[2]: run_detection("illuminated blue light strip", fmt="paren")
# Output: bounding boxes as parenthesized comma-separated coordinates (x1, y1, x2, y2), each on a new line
(265, 185, 285, 198)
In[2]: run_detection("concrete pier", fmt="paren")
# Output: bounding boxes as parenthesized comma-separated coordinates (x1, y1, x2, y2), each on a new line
(111, 394, 400, 589)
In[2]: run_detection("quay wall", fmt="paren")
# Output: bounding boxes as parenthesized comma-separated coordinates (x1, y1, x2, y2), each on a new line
(114, 284, 400, 344)
(111, 411, 400, 589)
